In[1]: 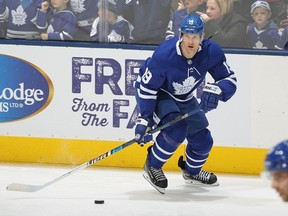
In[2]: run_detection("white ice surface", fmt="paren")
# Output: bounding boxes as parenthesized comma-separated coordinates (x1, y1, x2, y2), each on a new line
(1, 163, 288, 216)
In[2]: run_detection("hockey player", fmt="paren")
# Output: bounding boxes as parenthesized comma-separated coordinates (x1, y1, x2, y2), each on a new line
(265, 140, 288, 202)
(134, 13, 237, 194)
(36, 0, 77, 40)
(0, 0, 44, 39)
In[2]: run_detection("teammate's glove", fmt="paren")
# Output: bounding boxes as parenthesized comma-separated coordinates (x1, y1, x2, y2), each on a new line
(134, 117, 153, 147)
(200, 83, 222, 113)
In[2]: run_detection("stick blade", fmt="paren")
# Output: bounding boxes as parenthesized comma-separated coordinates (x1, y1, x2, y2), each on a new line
(6, 183, 42, 192)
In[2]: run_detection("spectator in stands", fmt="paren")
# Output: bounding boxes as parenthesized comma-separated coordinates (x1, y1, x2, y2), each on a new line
(70, 0, 98, 41)
(165, 0, 206, 40)
(278, 0, 288, 28)
(36, 0, 77, 40)
(171, 0, 184, 10)
(281, 24, 288, 49)
(90, 0, 133, 43)
(247, 1, 282, 49)
(198, 0, 248, 48)
(280, 0, 288, 49)
(267, 0, 286, 25)
(236, 0, 287, 25)
(234, 0, 255, 23)
(117, 0, 172, 45)
(275, 0, 288, 49)
(176, 0, 185, 10)
(0, 0, 44, 39)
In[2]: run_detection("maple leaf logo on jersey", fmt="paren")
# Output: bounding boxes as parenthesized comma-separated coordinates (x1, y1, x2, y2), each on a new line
(172, 76, 196, 95)
(254, 40, 267, 49)
(11, 6, 27, 26)
(47, 25, 55, 34)
(70, 0, 86, 14)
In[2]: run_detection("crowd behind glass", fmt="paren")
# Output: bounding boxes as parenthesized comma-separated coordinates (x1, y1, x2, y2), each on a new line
(0, 0, 287, 50)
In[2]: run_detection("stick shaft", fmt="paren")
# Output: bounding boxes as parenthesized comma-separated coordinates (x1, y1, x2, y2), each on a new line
(6, 108, 199, 192)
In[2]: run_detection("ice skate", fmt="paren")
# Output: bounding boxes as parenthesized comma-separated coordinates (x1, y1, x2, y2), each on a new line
(178, 156, 219, 186)
(143, 159, 167, 194)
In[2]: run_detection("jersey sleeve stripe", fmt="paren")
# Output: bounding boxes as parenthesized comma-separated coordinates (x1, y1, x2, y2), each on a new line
(216, 75, 237, 86)
(137, 89, 157, 100)
(140, 84, 158, 95)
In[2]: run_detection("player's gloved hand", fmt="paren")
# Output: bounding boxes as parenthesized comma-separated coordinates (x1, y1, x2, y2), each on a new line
(200, 83, 222, 113)
(135, 117, 153, 147)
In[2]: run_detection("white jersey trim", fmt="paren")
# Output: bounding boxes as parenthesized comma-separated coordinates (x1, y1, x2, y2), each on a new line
(137, 88, 157, 100)
(160, 89, 194, 102)
(140, 84, 158, 95)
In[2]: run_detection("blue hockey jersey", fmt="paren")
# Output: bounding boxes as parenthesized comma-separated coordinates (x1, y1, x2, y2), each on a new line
(70, 0, 98, 31)
(135, 37, 237, 120)
(0, 0, 43, 39)
(90, 15, 133, 42)
(246, 20, 282, 49)
(36, 7, 77, 40)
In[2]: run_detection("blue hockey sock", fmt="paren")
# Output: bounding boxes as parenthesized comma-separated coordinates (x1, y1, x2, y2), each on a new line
(148, 132, 178, 169)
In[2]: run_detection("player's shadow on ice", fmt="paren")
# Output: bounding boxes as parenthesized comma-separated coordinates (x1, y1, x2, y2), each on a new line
(126, 184, 227, 202)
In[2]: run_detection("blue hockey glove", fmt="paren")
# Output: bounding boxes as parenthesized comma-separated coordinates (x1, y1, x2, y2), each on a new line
(200, 83, 222, 113)
(135, 117, 153, 147)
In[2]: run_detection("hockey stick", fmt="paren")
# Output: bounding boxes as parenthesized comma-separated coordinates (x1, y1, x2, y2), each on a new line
(6, 108, 200, 192)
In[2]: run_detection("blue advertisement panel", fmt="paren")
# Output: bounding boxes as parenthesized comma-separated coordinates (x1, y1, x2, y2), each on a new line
(0, 55, 53, 122)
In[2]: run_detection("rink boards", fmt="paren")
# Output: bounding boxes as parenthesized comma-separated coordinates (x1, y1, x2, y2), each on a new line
(0, 136, 267, 175)
(0, 42, 287, 175)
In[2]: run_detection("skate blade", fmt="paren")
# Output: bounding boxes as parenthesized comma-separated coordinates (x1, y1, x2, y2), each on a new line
(143, 173, 165, 194)
(184, 179, 220, 186)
